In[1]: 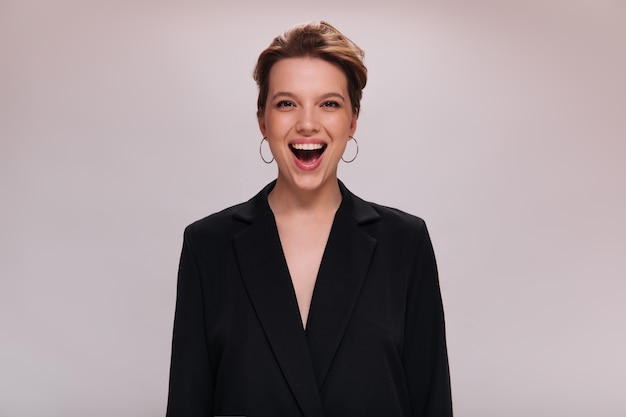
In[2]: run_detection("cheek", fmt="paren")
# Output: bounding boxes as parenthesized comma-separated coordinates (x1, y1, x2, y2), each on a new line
(265, 113, 293, 134)
(330, 113, 355, 135)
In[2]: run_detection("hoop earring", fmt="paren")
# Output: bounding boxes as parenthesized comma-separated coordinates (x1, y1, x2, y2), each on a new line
(259, 137, 274, 164)
(341, 136, 359, 163)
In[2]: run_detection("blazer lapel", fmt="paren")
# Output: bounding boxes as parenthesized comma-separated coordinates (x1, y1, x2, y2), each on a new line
(232, 183, 325, 417)
(305, 182, 380, 389)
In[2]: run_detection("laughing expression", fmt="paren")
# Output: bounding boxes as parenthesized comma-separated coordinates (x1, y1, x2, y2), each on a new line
(259, 57, 357, 193)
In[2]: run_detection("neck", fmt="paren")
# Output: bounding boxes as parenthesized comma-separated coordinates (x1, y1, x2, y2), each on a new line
(268, 177, 342, 216)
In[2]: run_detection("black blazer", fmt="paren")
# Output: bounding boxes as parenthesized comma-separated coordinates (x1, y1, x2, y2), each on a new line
(167, 181, 452, 417)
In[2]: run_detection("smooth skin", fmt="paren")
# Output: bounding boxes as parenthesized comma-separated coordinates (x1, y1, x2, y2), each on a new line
(258, 57, 357, 328)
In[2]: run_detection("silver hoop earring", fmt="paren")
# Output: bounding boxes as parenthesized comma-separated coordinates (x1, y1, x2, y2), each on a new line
(341, 136, 359, 163)
(259, 137, 274, 164)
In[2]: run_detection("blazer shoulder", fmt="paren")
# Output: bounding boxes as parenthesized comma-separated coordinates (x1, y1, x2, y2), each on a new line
(367, 201, 428, 232)
(182, 181, 275, 247)
(183, 201, 248, 241)
(341, 181, 429, 240)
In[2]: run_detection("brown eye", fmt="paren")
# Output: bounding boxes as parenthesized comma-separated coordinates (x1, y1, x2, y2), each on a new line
(277, 100, 295, 108)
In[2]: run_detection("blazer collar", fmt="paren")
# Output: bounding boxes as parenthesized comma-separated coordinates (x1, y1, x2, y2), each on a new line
(231, 180, 380, 415)
(232, 179, 380, 225)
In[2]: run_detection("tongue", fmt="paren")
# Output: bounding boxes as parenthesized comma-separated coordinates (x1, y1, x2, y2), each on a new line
(294, 149, 322, 164)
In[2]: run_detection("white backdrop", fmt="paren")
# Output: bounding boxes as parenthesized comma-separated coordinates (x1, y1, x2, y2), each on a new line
(1, 1, 625, 416)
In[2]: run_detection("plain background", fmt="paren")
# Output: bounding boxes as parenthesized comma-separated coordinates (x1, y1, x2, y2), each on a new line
(1, 0, 625, 416)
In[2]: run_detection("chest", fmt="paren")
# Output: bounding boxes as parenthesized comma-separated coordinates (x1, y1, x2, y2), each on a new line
(274, 215, 334, 328)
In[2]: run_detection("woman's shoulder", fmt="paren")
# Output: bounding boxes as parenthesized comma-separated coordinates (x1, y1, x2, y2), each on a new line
(340, 181, 427, 230)
(369, 201, 426, 226)
(365, 202, 429, 243)
(182, 201, 250, 242)
(348, 189, 427, 230)
(340, 186, 431, 251)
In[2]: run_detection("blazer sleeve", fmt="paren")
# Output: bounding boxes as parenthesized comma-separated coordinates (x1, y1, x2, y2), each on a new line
(166, 226, 214, 417)
(402, 222, 453, 417)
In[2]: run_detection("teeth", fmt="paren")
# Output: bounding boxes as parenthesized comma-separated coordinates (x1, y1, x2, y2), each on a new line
(291, 143, 324, 151)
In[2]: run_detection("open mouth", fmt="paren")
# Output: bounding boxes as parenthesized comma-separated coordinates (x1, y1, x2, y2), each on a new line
(289, 143, 327, 164)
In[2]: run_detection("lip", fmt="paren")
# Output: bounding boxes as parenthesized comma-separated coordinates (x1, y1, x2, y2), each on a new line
(288, 138, 327, 171)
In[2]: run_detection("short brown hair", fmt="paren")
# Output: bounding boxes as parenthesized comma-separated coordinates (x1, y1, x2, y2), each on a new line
(253, 21, 367, 118)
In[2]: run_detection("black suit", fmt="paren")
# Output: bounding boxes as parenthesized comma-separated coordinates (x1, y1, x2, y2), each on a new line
(167, 181, 452, 417)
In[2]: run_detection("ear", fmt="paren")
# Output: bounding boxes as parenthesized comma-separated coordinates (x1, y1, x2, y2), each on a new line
(258, 115, 267, 137)
(349, 113, 358, 137)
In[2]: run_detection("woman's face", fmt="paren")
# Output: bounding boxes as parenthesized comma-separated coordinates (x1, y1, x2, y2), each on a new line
(259, 57, 357, 194)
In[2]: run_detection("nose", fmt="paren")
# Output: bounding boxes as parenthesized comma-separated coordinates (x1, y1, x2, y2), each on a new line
(295, 107, 320, 135)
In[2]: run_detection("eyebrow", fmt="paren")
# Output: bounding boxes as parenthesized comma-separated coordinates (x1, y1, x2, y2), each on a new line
(319, 92, 347, 102)
(270, 91, 347, 102)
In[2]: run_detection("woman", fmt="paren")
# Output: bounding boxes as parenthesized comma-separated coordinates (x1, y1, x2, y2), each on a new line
(167, 21, 453, 417)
